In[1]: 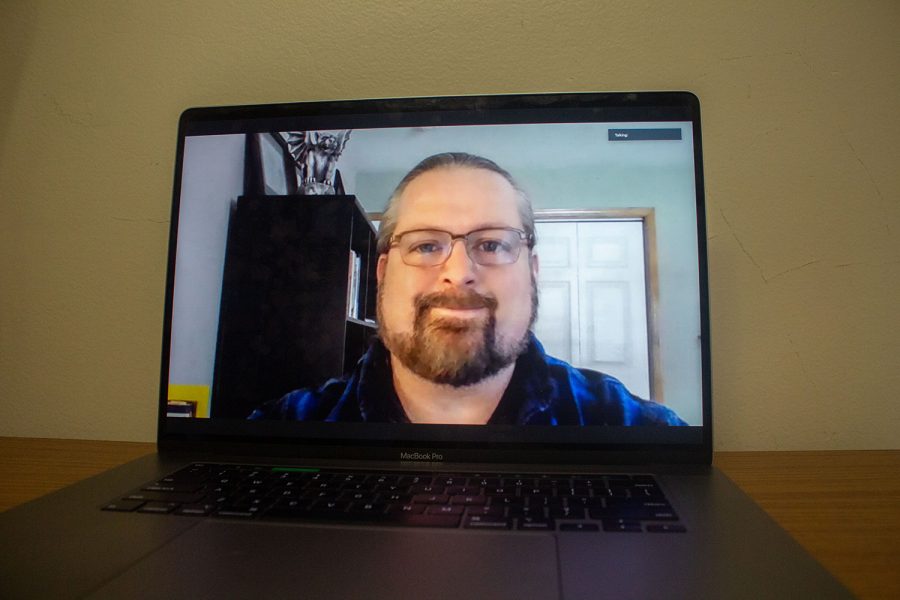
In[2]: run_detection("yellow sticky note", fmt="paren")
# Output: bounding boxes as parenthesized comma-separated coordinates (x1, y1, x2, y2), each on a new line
(167, 384, 211, 418)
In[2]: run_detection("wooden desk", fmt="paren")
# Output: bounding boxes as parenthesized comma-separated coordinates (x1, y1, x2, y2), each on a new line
(1, 438, 897, 599)
(715, 450, 900, 600)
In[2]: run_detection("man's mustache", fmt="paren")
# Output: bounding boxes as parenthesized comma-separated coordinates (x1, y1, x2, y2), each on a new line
(415, 288, 499, 314)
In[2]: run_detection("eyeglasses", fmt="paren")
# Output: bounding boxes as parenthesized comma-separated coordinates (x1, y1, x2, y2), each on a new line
(389, 227, 533, 267)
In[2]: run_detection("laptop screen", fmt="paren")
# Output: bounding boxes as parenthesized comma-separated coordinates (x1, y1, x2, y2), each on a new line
(160, 93, 710, 461)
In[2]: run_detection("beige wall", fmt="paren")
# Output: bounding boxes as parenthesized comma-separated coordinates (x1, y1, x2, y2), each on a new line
(1, 0, 898, 450)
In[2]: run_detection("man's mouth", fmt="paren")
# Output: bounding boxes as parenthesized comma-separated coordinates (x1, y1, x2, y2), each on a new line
(416, 289, 498, 312)
(412, 289, 498, 335)
(428, 306, 489, 319)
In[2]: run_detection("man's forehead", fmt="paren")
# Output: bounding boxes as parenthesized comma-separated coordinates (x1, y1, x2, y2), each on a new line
(394, 166, 523, 230)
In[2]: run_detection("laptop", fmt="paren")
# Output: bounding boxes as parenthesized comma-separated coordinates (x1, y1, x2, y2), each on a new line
(0, 92, 850, 599)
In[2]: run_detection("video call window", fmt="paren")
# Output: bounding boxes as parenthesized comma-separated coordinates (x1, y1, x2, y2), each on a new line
(167, 123, 702, 426)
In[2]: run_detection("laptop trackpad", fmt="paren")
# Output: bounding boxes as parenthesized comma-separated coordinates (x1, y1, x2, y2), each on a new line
(89, 520, 560, 599)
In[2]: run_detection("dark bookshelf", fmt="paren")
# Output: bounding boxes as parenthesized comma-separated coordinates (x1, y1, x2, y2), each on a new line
(211, 194, 377, 418)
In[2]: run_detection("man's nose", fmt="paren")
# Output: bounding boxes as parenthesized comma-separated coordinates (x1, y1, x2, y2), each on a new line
(440, 239, 477, 285)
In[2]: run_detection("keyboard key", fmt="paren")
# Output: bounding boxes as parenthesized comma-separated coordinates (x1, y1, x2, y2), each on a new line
(397, 475, 431, 486)
(446, 486, 481, 496)
(604, 486, 631, 498)
(310, 500, 350, 512)
(526, 496, 551, 507)
(216, 508, 257, 518)
(450, 495, 487, 506)
(465, 515, 512, 530)
(602, 519, 643, 532)
(507, 506, 546, 519)
(411, 494, 450, 504)
(337, 491, 372, 503)
(494, 495, 524, 506)
(390, 514, 461, 528)
(387, 503, 426, 515)
(409, 484, 445, 494)
(474, 477, 502, 487)
(646, 524, 687, 533)
(138, 502, 179, 514)
(161, 465, 211, 485)
(175, 503, 215, 516)
(303, 490, 338, 502)
(102, 499, 145, 512)
(381, 492, 412, 504)
(348, 502, 388, 516)
(436, 477, 463, 487)
(549, 506, 585, 520)
(124, 490, 205, 504)
(425, 505, 464, 516)
(589, 507, 656, 520)
(466, 505, 506, 517)
(633, 486, 665, 499)
(557, 487, 587, 497)
(517, 517, 554, 531)
(142, 483, 203, 494)
(559, 522, 599, 532)
(264, 506, 311, 519)
(649, 510, 678, 520)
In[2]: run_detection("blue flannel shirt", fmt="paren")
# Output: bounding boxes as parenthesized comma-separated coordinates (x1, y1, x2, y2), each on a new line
(248, 333, 686, 426)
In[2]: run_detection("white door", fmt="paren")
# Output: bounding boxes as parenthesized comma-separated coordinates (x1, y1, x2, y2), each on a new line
(532, 220, 651, 399)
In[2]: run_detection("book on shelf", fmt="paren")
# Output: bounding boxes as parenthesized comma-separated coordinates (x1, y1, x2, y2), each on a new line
(347, 250, 362, 319)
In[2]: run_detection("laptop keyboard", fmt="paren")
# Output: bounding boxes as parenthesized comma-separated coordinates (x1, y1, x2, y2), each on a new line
(102, 463, 685, 533)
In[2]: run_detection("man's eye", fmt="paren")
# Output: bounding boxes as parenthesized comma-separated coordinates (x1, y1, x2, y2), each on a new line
(409, 242, 442, 254)
(475, 239, 508, 254)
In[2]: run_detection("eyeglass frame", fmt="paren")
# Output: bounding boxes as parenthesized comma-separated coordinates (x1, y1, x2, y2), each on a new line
(387, 226, 536, 267)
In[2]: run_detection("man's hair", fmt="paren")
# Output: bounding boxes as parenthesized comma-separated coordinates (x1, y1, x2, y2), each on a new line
(375, 152, 536, 255)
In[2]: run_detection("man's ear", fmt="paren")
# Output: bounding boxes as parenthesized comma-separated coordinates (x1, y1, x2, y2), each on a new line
(530, 251, 539, 280)
(376, 253, 387, 284)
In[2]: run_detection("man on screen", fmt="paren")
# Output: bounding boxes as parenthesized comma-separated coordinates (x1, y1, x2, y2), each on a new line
(250, 152, 685, 426)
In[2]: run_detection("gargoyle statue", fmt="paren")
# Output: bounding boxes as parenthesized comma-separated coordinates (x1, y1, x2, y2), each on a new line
(285, 130, 352, 194)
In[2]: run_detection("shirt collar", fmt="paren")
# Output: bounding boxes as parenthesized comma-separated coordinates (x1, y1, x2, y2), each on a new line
(489, 333, 555, 424)
(355, 339, 409, 423)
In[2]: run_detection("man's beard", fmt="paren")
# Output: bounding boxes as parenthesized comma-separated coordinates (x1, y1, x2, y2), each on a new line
(377, 280, 538, 388)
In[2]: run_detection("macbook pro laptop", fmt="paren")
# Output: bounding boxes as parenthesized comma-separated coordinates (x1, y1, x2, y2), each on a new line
(0, 92, 850, 598)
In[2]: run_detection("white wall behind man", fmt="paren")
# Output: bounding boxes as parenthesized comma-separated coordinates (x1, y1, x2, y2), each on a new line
(1, 0, 897, 449)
